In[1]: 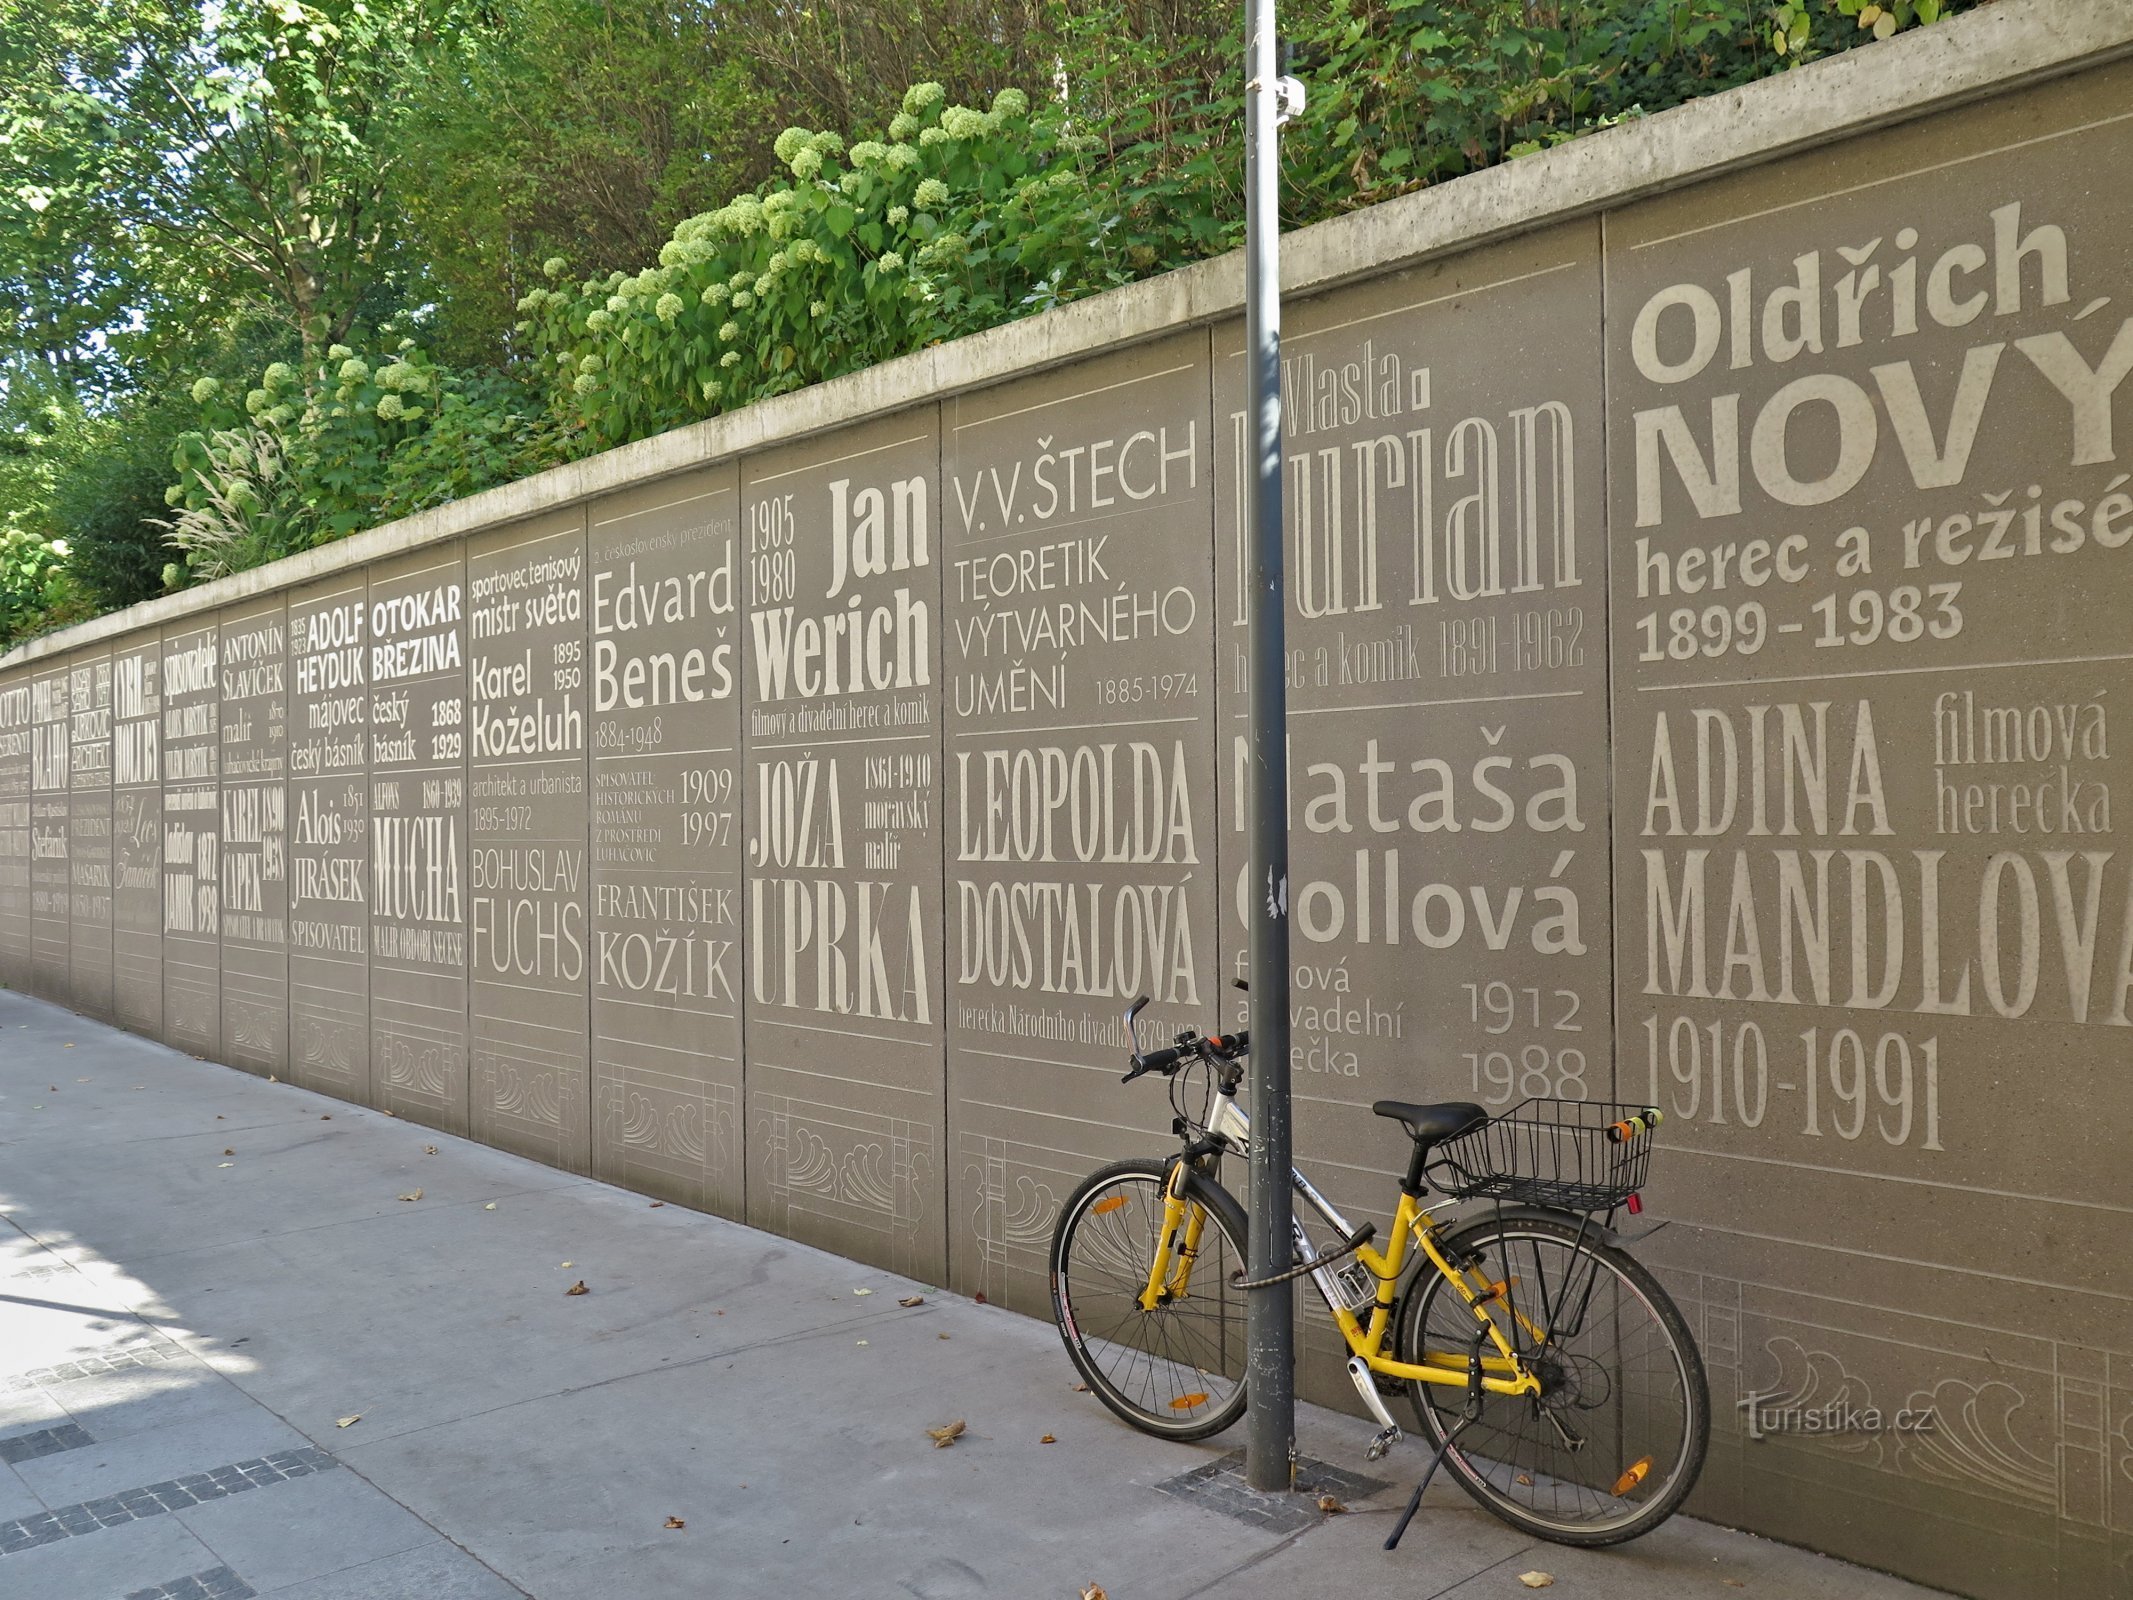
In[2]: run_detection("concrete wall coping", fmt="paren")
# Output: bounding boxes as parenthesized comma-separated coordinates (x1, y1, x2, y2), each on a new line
(8, 0, 2127, 669)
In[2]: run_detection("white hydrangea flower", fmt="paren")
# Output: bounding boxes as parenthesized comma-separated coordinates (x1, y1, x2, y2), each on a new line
(658, 242, 683, 268)
(700, 377, 721, 400)
(886, 144, 920, 173)
(877, 251, 905, 273)
(718, 320, 740, 342)
(327, 344, 354, 361)
(731, 270, 756, 289)
(773, 127, 811, 163)
(888, 113, 918, 142)
(578, 353, 604, 374)
(991, 87, 1028, 118)
(850, 140, 888, 167)
(262, 362, 295, 390)
(809, 300, 828, 318)
(189, 377, 221, 404)
(573, 372, 599, 395)
(919, 126, 948, 147)
(887, 205, 909, 226)
(542, 256, 568, 278)
(338, 358, 369, 385)
(515, 319, 534, 335)
(940, 106, 988, 140)
(656, 292, 685, 322)
(902, 82, 945, 116)
(702, 282, 732, 306)
(914, 178, 949, 210)
(732, 289, 755, 308)
(245, 388, 270, 414)
(720, 350, 740, 368)
(606, 293, 629, 314)
(606, 270, 627, 289)
(585, 309, 613, 334)
(375, 393, 408, 421)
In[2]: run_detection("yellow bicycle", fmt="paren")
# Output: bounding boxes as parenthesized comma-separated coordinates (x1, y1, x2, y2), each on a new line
(1048, 992, 1709, 1547)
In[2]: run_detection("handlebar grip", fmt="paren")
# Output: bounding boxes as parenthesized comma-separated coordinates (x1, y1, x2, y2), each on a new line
(1606, 1108, 1665, 1143)
(1122, 1043, 1189, 1083)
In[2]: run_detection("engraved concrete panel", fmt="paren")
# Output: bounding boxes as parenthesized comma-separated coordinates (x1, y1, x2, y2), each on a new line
(68, 652, 114, 1019)
(1604, 63, 2133, 1600)
(162, 623, 220, 1054)
(0, 671, 31, 990)
(112, 633, 163, 1036)
(368, 546, 469, 1133)
(218, 598, 288, 1076)
(588, 468, 745, 1214)
(942, 334, 1222, 1310)
(468, 510, 590, 1171)
(742, 409, 946, 1280)
(30, 662, 69, 1002)
(1214, 222, 1613, 1407)
(288, 578, 370, 1101)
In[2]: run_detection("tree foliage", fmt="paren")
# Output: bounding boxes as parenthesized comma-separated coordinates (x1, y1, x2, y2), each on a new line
(2, 0, 1977, 649)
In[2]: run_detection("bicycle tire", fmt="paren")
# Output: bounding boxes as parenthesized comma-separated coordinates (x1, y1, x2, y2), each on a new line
(1393, 1210, 1709, 1546)
(1049, 1158, 1251, 1441)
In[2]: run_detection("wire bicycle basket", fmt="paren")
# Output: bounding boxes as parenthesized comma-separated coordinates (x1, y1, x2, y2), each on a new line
(1427, 1098, 1662, 1213)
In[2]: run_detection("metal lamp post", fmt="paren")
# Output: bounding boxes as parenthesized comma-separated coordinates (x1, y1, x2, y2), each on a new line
(1242, 0, 1302, 1497)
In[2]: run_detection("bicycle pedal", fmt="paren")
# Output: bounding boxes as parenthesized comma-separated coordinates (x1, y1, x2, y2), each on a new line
(1367, 1424, 1402, 1462)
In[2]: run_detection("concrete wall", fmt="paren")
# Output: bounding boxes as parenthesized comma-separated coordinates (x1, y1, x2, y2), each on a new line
(6, 7, 2133, 1592)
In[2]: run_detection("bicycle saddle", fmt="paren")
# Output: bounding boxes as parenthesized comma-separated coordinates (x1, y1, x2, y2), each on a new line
(1372, 1100, 1487, 1148)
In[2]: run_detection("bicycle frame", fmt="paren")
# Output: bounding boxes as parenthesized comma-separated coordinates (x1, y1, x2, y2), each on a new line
(1147, 1093, 1541, 1399)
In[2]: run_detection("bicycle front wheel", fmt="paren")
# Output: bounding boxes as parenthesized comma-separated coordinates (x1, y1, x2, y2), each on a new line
(1394, 1211, 1709, 1546)
(1049, 1159, 1250, 1441)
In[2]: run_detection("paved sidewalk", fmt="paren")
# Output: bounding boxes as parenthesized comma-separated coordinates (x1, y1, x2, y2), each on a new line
(0, 990, 1956, 1600)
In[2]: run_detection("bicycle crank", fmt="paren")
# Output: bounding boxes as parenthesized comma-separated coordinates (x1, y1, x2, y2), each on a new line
(1346, 1356, 1404, 1460)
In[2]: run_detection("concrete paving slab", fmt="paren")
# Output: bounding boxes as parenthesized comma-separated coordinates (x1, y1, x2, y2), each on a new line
(54, 1359, 265, 1443)
(0, 1461, 45, 1521)
(0, 989, 1961, 1600)
(0, 1501, 221, 1597)
(173, 1465, 436, 1593)
(251, 1538, 526, 1600)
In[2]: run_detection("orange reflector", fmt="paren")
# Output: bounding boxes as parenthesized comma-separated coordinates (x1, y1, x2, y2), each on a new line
(1091, 1196, 1129, 1215)
(1169, 1393, 1210, 1410)
(1613, 1456, 1653, 1496)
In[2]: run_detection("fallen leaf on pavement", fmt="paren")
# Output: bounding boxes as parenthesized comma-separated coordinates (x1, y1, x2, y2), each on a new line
(424, 1145, 438, 1155)
(1040, 1434, 1056, 1444)
(1518, 1575, 1555, 1590)
(1516, 1473, 1533, 1486)
(973, 1291, 988, 1305)
(853, 1287, 873, 1296)
(1071, 1383, 1090, 1392)
(216, 1162, 233, 1168)
(565, 1280, 589, 1296)
(926, 1420, 966, 1448)
(938, 1333, 950, 1340)
(222, 1148, 234, 1156)
(561, 1261, 573, 1269)
(898, 1295, 925, 1307)
(1081, 1586, 1108, 1600)
(650, 1201, 665, 1208)
(336, 1414, 361, 1428)
(380, 1108, 394, 1116)
(1317, 1494, 1346, 1514)
(664, 1516, 686, 1530)
(321, 1115, 331, 1120)
(483, 1202, 496, 1210)
(397, 1189, 423, 1202)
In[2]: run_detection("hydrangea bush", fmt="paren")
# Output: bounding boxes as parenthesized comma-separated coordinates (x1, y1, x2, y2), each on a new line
(518, 84, 1137, 447)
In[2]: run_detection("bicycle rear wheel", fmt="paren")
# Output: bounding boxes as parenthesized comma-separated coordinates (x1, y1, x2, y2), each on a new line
(1049, 1158, 1250, 1441)
(1394, 1211, 1708, 1546)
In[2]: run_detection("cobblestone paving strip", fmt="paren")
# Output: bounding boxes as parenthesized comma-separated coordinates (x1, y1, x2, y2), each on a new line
(0, 1339, 192, 1394)
(0, 1447, 338, 1555)
(123, 1566, 257, 1600)
(0, 1421, 95, 1464)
